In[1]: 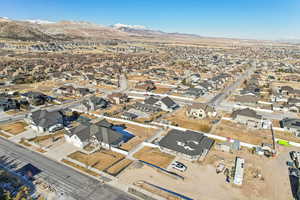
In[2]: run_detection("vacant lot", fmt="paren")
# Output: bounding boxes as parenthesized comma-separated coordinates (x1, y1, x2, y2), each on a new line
(133, 147, 175, 168)
(0, 121, 27, 135)
(271, 81, 300, 89)
(274, 130, 300, 143)
(29, 130, 65, 147)
(120, 137, 143, 151)
(164, 107, 213, 132)
(120, 146, 295, 200)
(153, 87, 171, 94)
(62, 159, 99, 177)
(68, 150, 125, 171)
(106, 159, 133, 176)
(107, 119, 158, 139)
(212, 120, 273, 145)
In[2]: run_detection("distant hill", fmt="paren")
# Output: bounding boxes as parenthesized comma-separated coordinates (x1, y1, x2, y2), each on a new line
(0, 20, 54, 41)
(0, 18, 294, 46)
(0, 18, 205, 42)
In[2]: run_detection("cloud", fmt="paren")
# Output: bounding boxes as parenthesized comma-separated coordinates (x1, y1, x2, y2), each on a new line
(25, 19, 55, 24)
(113, 23, 146, 29)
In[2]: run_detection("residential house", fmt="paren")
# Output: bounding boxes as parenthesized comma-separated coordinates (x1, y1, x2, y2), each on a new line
(26, 109, 65, 133)
(81, 96, 108, 112)
(184, 87, 205, 98)
(75, 88, 92, 97)
(65, 119, 124, 149)
(133, 102, 161, 113)
(144, 96, 179, 112)
(0, 98, 20, 112)
(136, 80, 156, 91)
(280, 118, 300, 137)
(279, 86, 294, 96)
(108, 92, 129, 105)
(55, 85, 76, 96)
(186, 103, 216, 119)
(159, 129, 214, 161)
(231, 108, 262, 129)
(22, 91, 51, 106)
(121, 112, 138, 120)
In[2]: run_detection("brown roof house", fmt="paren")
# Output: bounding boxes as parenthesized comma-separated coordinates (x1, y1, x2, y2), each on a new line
(231, 108, 263, 129)
(186, 103, 216, 119)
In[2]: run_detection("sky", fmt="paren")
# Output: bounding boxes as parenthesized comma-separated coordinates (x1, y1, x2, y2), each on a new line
(2, 0, 300, 40)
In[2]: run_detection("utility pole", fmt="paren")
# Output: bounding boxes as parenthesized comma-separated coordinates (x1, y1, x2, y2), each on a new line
(270, 124, 276, 155)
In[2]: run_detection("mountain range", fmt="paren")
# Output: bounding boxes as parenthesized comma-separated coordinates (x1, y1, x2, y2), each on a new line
(0, 17, 205, 42)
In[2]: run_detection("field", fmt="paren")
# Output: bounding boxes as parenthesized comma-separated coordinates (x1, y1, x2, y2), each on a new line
(0, 121, 27, 135)
(164, 107, 213, 132)
(211, 120, 273, 145)
(133, 147, 175, 168)
(68, 150, 125, 171)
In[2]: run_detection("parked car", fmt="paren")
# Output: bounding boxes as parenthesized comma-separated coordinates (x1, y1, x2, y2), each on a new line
(171, 161, 187, 172)
(49, 124, 63, 133)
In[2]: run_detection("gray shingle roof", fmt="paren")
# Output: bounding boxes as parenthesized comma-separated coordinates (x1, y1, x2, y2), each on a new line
(159, 129, 214, 156)
(161, 96, 177, 108)
(232, 108, 262, 120)
(69, 120, 123, 145)
(31, 110, 64, 129)
(144, 97, 159, 105)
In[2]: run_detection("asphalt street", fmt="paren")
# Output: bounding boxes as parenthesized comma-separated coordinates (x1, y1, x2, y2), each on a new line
(0, 137, 137, 200)
(208, 63, 256, 107)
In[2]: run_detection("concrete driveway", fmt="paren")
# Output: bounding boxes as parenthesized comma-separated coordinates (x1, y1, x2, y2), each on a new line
(45, 142, 81, 161)
(10, 129, 37, 142)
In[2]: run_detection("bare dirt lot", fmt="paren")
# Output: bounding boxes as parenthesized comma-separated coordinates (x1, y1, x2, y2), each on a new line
(153, 87, 171, 94)
(133, 147, 175, 168)
(164, 107, 213, 132)
(119, 146, 296, 200)
(68, 150, 125, 171)
(28, 130, 65, 148)
(211, 120, 273, 145)
(0, 121, 27, 135)
(108, 119, 158, 151)
(106, 159, 133, 176)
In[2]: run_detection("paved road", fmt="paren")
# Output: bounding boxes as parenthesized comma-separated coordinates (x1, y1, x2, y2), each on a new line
(218, 101, 298, 120)
(0, 137, 137, 200)
(208, 62, 257, 107)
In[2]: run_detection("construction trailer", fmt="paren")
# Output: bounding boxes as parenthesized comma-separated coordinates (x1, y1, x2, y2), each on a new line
(233, 157, 245, 186)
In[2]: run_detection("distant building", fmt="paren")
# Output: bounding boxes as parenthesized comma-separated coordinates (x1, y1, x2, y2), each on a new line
(107, 92, 129, 104)
(144, 96, 179, 112)
(186, 103, 216, 119)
